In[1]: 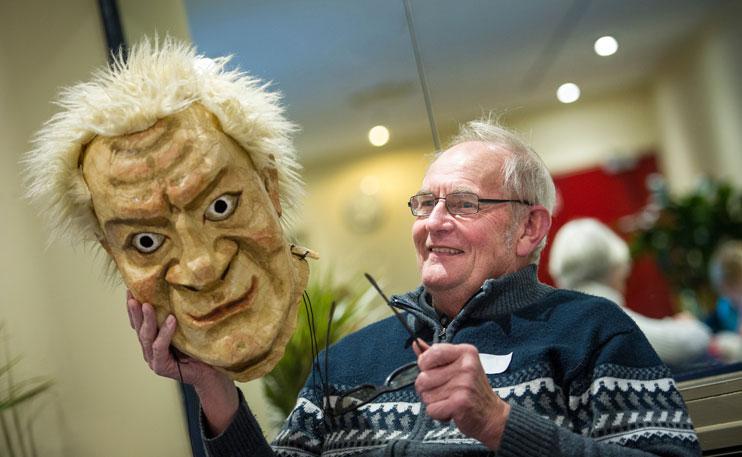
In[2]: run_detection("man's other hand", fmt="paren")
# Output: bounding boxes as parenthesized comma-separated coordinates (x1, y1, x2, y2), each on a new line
(414, 341, 510, 451)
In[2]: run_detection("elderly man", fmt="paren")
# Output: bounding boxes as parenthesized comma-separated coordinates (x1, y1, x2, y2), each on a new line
(131, 121, 700, 456)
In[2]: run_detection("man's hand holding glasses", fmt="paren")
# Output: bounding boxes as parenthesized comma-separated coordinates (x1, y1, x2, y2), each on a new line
(413, 341, 511, 451)
(361, 273, 510, 452)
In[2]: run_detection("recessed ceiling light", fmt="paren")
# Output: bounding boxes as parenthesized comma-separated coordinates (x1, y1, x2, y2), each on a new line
(594, 36, 618, 57)
(557, 83, 581, 103)
(368, 125, 390, 147)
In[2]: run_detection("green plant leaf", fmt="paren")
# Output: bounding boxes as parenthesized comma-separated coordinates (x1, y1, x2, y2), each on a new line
(261, 270, 385, 423)
(631, 179, 742, 313)
(0, 379, 53, 411)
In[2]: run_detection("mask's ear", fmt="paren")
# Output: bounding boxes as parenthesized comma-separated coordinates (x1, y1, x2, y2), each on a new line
(262, 165, 282, 217)
(515, 205, 552, 259)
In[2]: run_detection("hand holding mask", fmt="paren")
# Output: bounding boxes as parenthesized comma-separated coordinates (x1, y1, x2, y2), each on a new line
(24, 38, 317, 381)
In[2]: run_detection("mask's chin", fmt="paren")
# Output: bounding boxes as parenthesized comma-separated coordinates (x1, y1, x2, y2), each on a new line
(219, 245, 313, 382)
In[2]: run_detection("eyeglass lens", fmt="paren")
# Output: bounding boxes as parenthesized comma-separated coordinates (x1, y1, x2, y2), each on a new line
(409, 192, 479, 216)
(333, 362, 420, 414)
(331, 274, 424, 417)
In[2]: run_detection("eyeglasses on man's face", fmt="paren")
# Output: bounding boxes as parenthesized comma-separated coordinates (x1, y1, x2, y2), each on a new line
(408, 191, 532, 217)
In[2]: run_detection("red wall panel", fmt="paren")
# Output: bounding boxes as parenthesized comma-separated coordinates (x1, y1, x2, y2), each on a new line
(538, 154, 675, 318)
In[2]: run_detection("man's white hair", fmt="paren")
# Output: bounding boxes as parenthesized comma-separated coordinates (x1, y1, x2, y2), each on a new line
(23, 37, 302, 247)
(448, 117, 557, 263)
(549, 218, 630, 289)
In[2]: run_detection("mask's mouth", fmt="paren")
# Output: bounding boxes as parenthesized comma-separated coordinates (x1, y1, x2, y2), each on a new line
(187, 276, 257, 326)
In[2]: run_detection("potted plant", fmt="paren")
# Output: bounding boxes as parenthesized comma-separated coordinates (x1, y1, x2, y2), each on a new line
(262, 271, 383, 422)
(0, 324, 53, 457)
(631, 178, 742, 314)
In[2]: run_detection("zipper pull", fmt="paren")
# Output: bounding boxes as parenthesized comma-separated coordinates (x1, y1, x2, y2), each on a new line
(438, 314, 449, 341)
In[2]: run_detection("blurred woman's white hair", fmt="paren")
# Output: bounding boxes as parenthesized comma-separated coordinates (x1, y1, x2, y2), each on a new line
(23, 36, 302, 247)
(548, 218, 630, 289)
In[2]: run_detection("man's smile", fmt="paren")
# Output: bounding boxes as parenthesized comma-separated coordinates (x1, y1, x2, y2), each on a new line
(428, 245, 464, 255)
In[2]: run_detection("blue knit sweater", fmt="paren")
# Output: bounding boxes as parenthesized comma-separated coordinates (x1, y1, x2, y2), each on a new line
(204, 266, 701, 456)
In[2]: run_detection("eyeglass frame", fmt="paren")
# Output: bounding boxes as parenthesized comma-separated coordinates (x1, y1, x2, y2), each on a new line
(328, 360, 420, 416)
(407, 191, 533, 217)
(325, 273, 425, 417)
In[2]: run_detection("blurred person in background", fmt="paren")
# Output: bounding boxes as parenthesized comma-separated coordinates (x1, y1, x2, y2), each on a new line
(706, 240, 742, 362)
(549, 218, 712, 369)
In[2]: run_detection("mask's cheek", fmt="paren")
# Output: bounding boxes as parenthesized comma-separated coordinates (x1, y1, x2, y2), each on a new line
(119, 261, 172, 314)
(232, 225, 284, 264)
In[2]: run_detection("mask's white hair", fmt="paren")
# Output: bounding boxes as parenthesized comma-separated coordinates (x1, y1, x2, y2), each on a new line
(22, 37, 302, 250)
(548, 218, 630, 289)
(447, 116, 556, 263)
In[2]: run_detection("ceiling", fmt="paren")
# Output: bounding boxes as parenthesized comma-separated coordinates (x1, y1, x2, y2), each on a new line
(183, 0, 728, 165)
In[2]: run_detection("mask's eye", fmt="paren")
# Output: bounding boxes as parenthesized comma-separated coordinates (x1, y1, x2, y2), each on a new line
(205, 193, 240, 221)
(131, 233, 166, 254)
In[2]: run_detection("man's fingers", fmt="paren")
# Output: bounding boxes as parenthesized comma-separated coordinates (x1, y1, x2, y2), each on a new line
(417, 343, 477, 371)
(126, 303, 134, 329)
(425, 398, 454, 422)
(151, 315, 176, 376)
(139, 303, 158, 362)
(127, 300, 137, 330)
(415, 362, 458, 392)
(413, 338, 430, 356)
(417, 378, 454, 405)
(128, 294, 143, 331)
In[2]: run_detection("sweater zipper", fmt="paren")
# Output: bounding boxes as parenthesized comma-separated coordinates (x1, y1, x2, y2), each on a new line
(438, 315, 449, 342)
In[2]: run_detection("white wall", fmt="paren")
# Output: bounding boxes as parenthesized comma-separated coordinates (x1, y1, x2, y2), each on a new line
(654, 2, 742, 194)
(298, 149, 430, 295)
(506, 86, 658, 175)
(0, 1, 192, 456)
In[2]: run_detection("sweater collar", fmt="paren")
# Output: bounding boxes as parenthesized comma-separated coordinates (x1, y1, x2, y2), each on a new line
(394, 264, 555, 322)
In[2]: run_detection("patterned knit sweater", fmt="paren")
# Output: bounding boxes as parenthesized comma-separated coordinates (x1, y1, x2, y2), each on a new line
(203, 265, 701, 456)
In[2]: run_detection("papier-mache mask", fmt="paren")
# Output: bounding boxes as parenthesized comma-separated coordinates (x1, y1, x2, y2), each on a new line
(23, 38, 318, 381)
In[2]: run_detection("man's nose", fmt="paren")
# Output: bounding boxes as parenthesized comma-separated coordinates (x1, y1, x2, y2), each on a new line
(165, 220, 236, 292)
(425, 199, 453, 231)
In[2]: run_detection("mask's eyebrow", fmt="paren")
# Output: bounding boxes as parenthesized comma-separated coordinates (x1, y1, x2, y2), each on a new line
(103, 168, 230, 232)
(182, 167, 230, 211)
(105, 216, 171, 231)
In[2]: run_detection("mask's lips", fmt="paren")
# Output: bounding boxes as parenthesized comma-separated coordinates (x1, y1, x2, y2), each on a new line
(188, 276, 257, 325)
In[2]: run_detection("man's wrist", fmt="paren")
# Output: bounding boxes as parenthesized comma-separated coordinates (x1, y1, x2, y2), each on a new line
(195, 371, 239, 437)
(482, 401, 511, 451)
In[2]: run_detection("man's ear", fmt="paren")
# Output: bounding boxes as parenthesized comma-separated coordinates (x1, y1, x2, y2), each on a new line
(515, 206, 552, 258)
(262, 166, 283, 217)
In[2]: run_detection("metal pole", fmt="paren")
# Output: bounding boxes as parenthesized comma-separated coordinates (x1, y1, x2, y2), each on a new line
(403, 0, 441, 151)
(97, 0, 127, 64)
